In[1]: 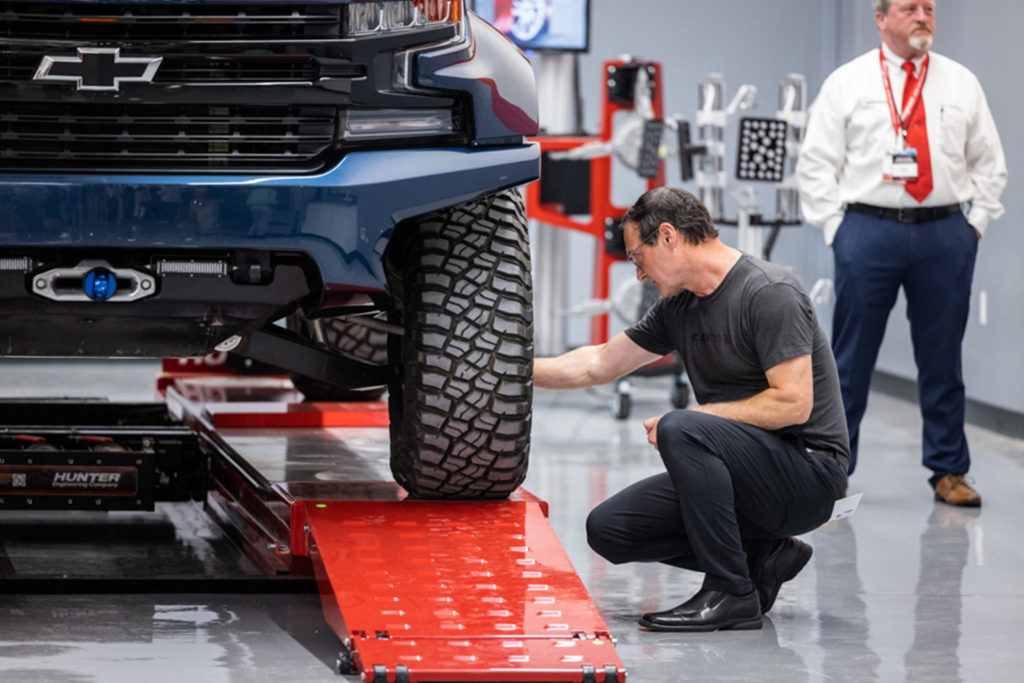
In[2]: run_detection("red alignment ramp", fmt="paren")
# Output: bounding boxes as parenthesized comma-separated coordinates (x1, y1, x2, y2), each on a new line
(207, 401, 389, 429)
(304, 498, 626, 683)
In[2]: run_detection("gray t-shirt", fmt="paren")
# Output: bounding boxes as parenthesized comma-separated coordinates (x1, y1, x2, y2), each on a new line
(625, 254, 850, 459)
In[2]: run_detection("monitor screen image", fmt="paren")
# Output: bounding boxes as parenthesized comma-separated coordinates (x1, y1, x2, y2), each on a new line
(472, 0, 590, 52)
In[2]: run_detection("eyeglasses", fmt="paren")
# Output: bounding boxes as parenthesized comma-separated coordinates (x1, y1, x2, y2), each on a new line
(625, 230, 658, 267)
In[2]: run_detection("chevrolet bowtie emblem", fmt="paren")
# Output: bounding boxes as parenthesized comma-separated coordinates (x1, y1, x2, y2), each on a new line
(34, 48, 162, 92)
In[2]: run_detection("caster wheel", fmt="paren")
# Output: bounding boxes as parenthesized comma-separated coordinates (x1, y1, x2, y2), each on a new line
(611, 379, 632, 420)
(336, 648, 354, 675)
(670, 375, 690, 410)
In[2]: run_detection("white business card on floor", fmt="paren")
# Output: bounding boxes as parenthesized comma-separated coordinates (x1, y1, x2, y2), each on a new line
(829, 493, 862, 521)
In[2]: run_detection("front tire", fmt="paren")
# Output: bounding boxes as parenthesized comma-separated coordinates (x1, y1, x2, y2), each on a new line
(386, 190, 533, 499)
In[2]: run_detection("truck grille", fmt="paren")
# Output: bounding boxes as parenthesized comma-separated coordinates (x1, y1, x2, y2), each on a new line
(0, 50, 346, 83)
(0, 2, 345, 41)
(0, 102, 339, 172)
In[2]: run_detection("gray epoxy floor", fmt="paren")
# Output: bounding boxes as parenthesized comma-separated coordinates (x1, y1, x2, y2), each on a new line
(1, 359, 1023, 682)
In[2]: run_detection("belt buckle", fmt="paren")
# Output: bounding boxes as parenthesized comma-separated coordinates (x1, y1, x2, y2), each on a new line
(897, 207, 916, 223)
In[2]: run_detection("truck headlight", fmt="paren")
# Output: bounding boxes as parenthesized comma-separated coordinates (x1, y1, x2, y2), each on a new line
(345, 0, 461, 36)
(342, 108, 461, 140)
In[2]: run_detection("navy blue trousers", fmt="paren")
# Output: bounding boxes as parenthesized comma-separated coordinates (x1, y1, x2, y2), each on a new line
(586, 411, 847, 596)
(832, 209, 978, 485)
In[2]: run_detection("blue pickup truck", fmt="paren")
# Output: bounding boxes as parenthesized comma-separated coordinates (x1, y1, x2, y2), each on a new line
(0, 0, 540, 499)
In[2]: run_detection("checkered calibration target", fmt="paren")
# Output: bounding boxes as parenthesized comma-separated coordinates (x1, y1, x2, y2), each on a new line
(736, 117, 788, 182)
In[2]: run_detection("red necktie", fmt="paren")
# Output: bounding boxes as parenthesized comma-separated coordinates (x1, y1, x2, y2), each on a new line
(902, 61, 932, 203)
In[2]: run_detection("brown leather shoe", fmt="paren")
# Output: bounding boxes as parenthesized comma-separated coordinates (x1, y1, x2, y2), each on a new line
(934, 474, 981, 507)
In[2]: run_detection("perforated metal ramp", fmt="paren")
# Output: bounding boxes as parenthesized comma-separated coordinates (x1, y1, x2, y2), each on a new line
(161, 373, 627, 681)
(304, 497, 626, 683)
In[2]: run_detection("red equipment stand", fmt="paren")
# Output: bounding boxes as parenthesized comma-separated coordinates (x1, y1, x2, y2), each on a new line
(525, 58, 665, 346)
(162, 372, 626, 683)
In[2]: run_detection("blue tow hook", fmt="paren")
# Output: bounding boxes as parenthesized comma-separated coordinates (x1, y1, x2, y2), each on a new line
(83, 268, 118, 301)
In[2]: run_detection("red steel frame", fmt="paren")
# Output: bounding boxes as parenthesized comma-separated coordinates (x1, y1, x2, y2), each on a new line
(525, 58, 665, 345)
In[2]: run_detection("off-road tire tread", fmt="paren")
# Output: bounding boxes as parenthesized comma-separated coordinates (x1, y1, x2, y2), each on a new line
(388, 190, 533, 499)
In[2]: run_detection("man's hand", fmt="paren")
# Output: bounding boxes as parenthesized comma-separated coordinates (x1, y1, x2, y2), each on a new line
(643, 414, 663, 450)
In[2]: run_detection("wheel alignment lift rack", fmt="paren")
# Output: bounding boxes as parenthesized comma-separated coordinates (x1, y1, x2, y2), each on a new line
(160, 369, 627, 683)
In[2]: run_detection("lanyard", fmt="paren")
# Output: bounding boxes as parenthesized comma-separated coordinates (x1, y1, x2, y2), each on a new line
(879, 47, 929, 142)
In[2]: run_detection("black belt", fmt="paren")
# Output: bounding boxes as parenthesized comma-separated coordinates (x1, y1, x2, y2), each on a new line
(846, 202, 962, 223)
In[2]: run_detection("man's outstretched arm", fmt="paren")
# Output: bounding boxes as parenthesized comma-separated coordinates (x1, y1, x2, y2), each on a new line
(534, 332, 663, 390)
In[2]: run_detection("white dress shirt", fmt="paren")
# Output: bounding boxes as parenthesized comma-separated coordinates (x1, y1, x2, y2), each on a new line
(796, 43, 1007, 245)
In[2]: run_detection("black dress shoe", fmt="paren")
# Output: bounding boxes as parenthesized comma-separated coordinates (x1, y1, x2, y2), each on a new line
(638, 589, 762, 632)
(750, 537, 813, 613)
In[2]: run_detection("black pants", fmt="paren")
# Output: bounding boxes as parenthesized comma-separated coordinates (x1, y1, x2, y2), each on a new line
(586, 410, 848, 595)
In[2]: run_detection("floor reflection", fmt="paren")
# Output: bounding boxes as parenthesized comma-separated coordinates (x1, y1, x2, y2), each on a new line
(814, 519, 881, 682)
(0, 594, 339, 681)
(904, 506, 979, 682)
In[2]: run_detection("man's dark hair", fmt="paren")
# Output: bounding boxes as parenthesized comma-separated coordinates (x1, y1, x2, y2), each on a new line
(622, 187, 719, 246)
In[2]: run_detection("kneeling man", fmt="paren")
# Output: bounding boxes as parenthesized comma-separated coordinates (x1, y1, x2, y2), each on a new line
(534, 187, 849, 631)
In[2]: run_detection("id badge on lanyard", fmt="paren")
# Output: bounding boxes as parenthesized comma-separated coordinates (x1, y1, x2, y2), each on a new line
(879, 49, 928, 183)
(883, 147, 918, 181)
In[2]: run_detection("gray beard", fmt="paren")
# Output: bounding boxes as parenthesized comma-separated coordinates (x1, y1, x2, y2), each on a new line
(909, 33, 934, 52)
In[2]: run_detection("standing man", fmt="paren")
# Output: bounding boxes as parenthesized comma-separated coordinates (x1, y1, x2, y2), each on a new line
(534, 187, 849, 632)
(796, 0, 1006, 506)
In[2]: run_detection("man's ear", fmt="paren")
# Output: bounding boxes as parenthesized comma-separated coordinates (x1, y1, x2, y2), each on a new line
(659, 222, 675, 244)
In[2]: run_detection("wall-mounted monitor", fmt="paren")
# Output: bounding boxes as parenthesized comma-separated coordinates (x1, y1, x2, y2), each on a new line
(472, 0, 590, 52)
